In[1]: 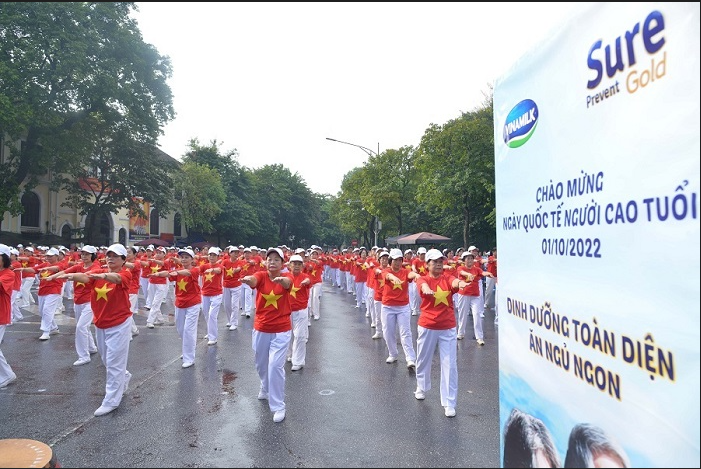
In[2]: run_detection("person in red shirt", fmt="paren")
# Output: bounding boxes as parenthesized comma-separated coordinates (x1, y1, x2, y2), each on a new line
(125, 247, 142, 338)
(221, 246, 244, 331)
(0, 244, 18, 388)
(414, 249, 471, 418)
(143, 247, 170, 328)
(370, 250, 390, 339)
(353, 248, 369, 310)
(60, 243, 133, 416)
(17, 246, 38, 307)
(200, 247, 224, 345)
(484, 247, 498, 321)
(285, 254, 311, 371)
(9, 248, 23, 323)
(306, 247, 324, 322)
(153, 248, 201, 369)
(241, 247, 293, 424)
(456, 251, 495, 345)
(240, 247, 257, 318)
(20, 247, 63, 340)
(46, 245, 102, 365)
(378, 248, 421, 367)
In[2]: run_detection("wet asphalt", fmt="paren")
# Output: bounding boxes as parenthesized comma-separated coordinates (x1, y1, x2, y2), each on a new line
(0, 280, 500, 468)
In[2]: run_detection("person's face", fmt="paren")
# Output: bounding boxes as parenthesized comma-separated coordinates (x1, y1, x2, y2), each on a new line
(208, 253, 218, 262)
(464, 255, 475, 267)
(179, 253, 193, 266)
(379, 256, 389, 267)
(390, 257, 402, 270)
(427, 258, 444, 276)
(46, 254, 58, 263)
(106, 251, 125, 270)
(266, 253, 283, 272)
(80, 251, 93, 263)
(290, 261, 303, 274)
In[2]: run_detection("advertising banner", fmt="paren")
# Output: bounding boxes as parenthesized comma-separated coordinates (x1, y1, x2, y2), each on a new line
(494, 3, 699, 467)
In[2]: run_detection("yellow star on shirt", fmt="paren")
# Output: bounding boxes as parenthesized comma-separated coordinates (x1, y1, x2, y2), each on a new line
(290, 285, 300, 298)
(75, 281, 86, 288)
(242, 264, 250, 271)
(261, 290, 282, 308)
(150, 266, 161, 274)
(311, 269, 317, 277)
(177, 278, 188, 291)
(378, 278, 385, 289)
(204, 272, 215, 282)
(40, 270, 50, 279)
(418, 266, 426, 274)
(361, 264, 367, 271)
(94, 283, 113, 301)
(392, 280, 403, 290)
(433, 286, 450, 307)
(226, 267, 234, 277)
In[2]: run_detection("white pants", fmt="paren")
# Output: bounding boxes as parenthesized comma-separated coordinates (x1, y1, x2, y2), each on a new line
(458, 295, 484, 340)
(20, 277, 36, 305)
(416, 326, 458, 408)
(129, 293, 139, 333)
(308, 283, 321, 320)
(0, 326, 16, 384)
(287, 308, 309, 366)
(74, 302, 97, 361)
(410, 283, 421, 314)
(355, 282, 366, 308)
(241, 284, 253, 315)
(331, 268, 340, 287)
(175, 303, 201, 364)
(95, 318, 131, 408)
(252, 329, 290, 413)
(11, 290, 23, 322)
(485, 276, 497, 309)
(63, 280, 74, 299)
(345, 272, 354, 293)
(146, 283, 168, 324)
(381, 304, 416, 361)
(202, 294, 223, 341)
(38, 294, 61, 333)
(139, 277, 149, 302)
(371, 296, 382, 330)
(223, 286, 242, 326)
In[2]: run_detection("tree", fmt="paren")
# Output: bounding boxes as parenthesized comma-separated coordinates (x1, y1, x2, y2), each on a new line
(415, 93, 495, 248)
(0, 2, 174, 216)
(173, 161, 226, 235)
(54, 128, 179, 245)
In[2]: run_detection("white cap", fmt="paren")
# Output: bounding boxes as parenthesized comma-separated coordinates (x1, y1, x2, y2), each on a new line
(389, 248, 404, 260)
(0, 244, 10, 257)
(295, 248, 305, 254)
(462, 251, 475, 258)
(208, 246, 221, 255)
(425, 249, 444, 262)
(17, 243, 24, 248)
(81, 245, 97, 254)
(289, 254, 304, 263)
(25, 246, 35, 252)
(243, 247, 251, 253)
(404, 249, 413, 254)
(266, 247, 284, 259)
(107, 243, 128, 257)
(250, 246, 259, 251)
(10, 247, 19, 256)
(417, 247, 427, 254)
(156, 246, 166, 253)
(229, 246, 240, 252)
(468, 245, 478, 252)
(178, 248, 195, 258)
(46, 248, 60, 256)
(378, 250, 390, 258)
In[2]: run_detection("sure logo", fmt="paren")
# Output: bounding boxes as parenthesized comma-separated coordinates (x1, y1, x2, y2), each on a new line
(503, 99, 538, 148)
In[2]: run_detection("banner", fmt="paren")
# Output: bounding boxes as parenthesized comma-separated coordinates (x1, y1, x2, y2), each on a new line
(494, 3, 699, 468)
(129, 197, 150, 238)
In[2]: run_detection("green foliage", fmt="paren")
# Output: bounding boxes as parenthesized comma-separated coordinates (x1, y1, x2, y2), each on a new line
(0, 2, 174, 215)
(174, 161, 226, 233)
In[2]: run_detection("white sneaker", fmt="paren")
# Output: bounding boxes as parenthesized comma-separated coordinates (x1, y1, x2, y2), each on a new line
(291, 364, 303, 371)
(273, 410, 286, 423)
(228, 325, 237, 331)
(182, 361, 194, 368)
(444, 406, 456, 418)
(207, 340, 217, 346)
(286, 357, 292, 362)
(147, 323, 154, 329)
(39, 333, 50, 340)
(457, 334, 465, 340)
(94, 405, 118, 417)
(73, 357, 91, 366)
(124, 372, 132, 393)
(0, 373, 17, 388)
(225, 323, 231, 327)
(49, 328, 60, 335)
(411, 311, 417, 316)
(414, 388, 425, 400)
(372, 332, 383, 339)
(406, 360, 416, 370)
(131, 328, 139, 336)
(257, 390, 269, 400)
(386, 356, 398, 364)
(241, 311, 246, 316)
(370, 322, 376, 328)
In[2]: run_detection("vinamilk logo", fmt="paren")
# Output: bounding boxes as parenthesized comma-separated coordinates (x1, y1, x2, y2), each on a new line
(503, 99, 539, 148)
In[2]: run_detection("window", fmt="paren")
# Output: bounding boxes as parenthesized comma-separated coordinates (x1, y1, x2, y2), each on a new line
(21, 191, 40, 228)
(150, 207, 160, 235)
(174, 213, 182, 237)
(61, 224, 72, 240)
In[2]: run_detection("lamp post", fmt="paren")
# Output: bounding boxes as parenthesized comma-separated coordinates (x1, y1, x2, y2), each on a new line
(326, 137, 381, 246)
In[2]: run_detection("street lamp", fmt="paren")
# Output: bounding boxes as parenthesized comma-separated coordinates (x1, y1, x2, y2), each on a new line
(326, 137, 382, 246)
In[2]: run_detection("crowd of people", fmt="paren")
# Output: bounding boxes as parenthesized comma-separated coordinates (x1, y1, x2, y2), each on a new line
(0, 240, 499, 423)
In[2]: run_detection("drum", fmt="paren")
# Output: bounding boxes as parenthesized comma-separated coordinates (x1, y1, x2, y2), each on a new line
(0, 439, 60, 468)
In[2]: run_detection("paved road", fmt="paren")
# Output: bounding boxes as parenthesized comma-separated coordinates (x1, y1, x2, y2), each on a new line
(1, 281, 500, 468)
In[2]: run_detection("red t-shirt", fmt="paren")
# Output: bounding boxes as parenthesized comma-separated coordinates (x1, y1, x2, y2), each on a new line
(0, 268, 14, 325)
(252, 271, 292, 333)
(11, 261, 22, 291)
(221, 258, 243, 288)
(147, 260, 171, 284)
(286, 272, 311, 312)
(487, 256, 497, 277)
(412, 257, 427, 276)
(305, 259, 323, 286)
(415, 273, 459, 330)
(174, 267, 201, 308)
(199, 262, 223, 296)
(380, 268, 411, 306)
(89, 267, 132, 329)
(458, 265, 485, 297)
(20, 256, 38, 278)
(65, 261, 103, 305)
(128, 261, 141, 294)
(35, 262, 64, 296)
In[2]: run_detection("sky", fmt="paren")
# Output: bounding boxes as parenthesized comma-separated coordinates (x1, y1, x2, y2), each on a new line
(132, 2, 584, 195)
